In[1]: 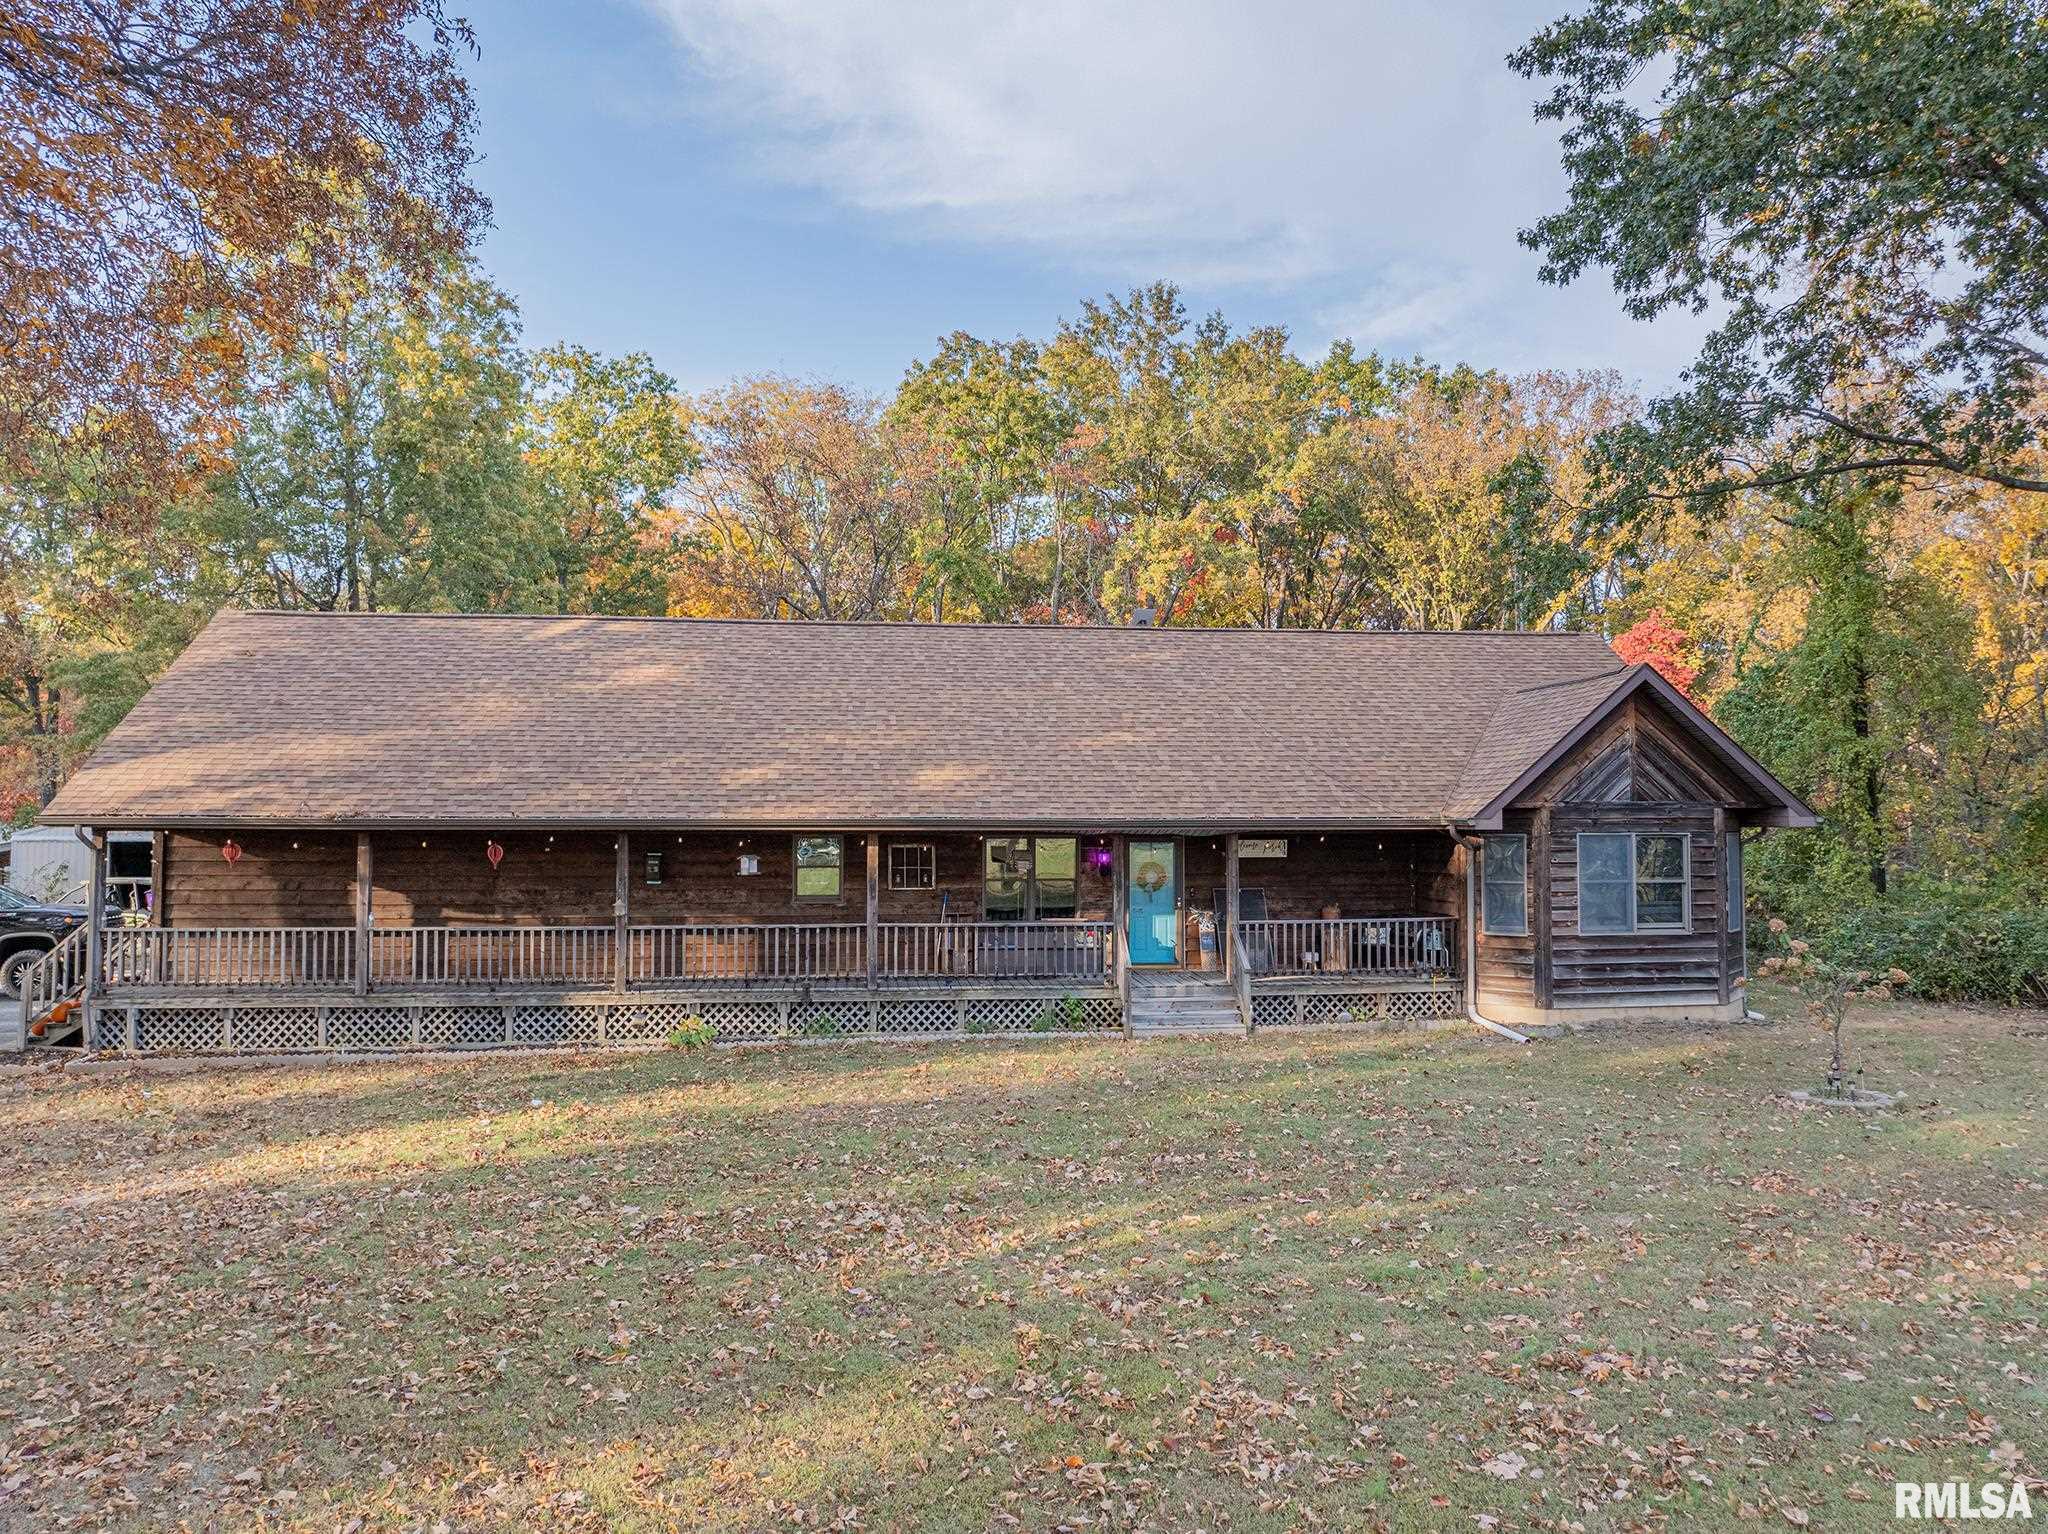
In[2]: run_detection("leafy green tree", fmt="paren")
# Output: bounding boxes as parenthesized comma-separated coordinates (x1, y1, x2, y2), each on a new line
(203, 257, 533, 613)
(0, 432, 230, 808)
(1716, 481, 1985, 911)
(1513, 0, 2048, 513)
(891, 333, 1070, 621)
(522, 346, 696, 615)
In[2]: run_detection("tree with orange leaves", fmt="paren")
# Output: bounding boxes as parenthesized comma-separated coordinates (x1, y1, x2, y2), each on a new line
(1611, 609, 1702, 701)
(0, 2, 487, 497)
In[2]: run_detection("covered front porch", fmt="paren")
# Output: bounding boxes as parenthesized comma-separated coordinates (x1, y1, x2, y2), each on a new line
(39, 826, 1470, 1050)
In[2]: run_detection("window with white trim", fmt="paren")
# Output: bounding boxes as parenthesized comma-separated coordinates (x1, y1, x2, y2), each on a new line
(1578, 831, 1689, 935)
(1480, 835, 1528, 935)
(888, 842, 935, 891)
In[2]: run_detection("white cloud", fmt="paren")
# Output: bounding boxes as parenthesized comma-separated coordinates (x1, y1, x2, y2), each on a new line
(639, 0, 1704, 383)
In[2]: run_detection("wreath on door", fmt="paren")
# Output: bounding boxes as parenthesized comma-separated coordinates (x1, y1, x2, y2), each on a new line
(1133, 859, 1170, 894)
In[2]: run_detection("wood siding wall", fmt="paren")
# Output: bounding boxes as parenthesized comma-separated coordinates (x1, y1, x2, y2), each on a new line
(162, 830, 1119, 927)
(1181, 831, 1457, 923)
(1546, 807, 1723, 1005)
(160, 827, 1457, 932)
(160, 831, 356, 926)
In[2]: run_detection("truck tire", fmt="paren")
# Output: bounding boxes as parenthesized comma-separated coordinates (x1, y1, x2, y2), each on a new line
(1, 944, 50, 1000)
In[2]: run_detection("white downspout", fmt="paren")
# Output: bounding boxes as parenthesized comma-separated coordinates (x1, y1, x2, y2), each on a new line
(1447, 827, 1531, 1045)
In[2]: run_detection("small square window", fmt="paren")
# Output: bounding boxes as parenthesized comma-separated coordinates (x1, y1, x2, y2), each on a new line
(888, 843, 936, 891)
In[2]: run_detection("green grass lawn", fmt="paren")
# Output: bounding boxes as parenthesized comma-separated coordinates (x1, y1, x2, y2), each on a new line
(1, 993, 2042, 1532)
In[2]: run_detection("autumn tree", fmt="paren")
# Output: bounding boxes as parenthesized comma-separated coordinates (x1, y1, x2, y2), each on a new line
(1038, 285, 1283, 625)
(1611, 611, 1701, 700)
(892, 333, 1073, 622)
(1, 2, 487, 498)
(1328, 365, 1628, 631)
(0, 442, 161, 806)
(677, 378, 933, 621)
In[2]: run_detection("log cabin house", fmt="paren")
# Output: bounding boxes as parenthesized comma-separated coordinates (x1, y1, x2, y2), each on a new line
(23, 609, 1813, 1052)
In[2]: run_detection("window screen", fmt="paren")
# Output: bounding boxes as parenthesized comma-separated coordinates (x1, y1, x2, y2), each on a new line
(1578, 832, 1690, 934)
(1635, 834, 1688, 929)
(1481, 835, 1528, 935)
(1578, 833, 1635, 935)
(983, 836, 1077, 919)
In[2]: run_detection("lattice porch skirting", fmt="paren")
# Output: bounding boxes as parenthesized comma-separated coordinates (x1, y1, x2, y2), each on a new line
(92, 980, 1461, 1055)
(96, 987, 1125, 1055)
(1250, 982, 1464, 1032)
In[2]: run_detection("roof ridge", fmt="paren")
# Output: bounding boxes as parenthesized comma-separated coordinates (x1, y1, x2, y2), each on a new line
(1510, 664, 1633, 696)
(220, 608, 1617, 640)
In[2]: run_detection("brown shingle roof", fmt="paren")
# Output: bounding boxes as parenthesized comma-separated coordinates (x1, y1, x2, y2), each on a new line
(44, 610, 1637, 829)
(1445, 667, 1640, 820)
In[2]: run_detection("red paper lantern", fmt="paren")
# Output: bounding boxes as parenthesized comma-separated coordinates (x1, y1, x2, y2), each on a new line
(486, 839, 504, 869)
(221, 838, 242, 864)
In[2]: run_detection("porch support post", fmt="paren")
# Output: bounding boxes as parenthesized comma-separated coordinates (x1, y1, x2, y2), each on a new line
(1224, 833, 1241, 981)
(864, 833, 879, 989)
(1110, 836, 1129, 1032)
(1713, 807, 1731, 1005)
(614, 833, 631, 992)
(148, 831, 167, 926)
(354, 832, 372, 997)
(83, 829, 105, 1035)
(1531, 809, 1553, 1010)
(148, 830, 168, 985)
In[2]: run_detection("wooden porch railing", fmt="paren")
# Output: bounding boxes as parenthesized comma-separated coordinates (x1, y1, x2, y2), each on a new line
(102, 926, 358, 988)
(626, 923, 867, 983)
(87, 919, 1119, 991)
(1239, 916, 1459, 978)
(875, 920, 1111, 980)
(24, 922, 91, 1023)
(381, 926, 617, 985)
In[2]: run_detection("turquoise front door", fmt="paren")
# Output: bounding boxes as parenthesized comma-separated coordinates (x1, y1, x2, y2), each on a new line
(1126, 840, 1179, 964)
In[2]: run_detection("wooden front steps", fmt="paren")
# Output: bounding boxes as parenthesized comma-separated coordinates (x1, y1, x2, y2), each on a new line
(1127, 971, 1246, 1037)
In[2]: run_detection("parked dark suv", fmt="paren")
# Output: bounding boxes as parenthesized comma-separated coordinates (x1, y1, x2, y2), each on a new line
(0, 887, 96, 999)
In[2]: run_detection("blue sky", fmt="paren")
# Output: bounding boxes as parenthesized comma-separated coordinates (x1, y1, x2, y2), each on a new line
(466, 0, 1703, 398)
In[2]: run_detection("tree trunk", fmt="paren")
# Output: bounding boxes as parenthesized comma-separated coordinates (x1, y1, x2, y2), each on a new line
(1850, 653, 1887, 896)
(25, 672, 61, 807)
